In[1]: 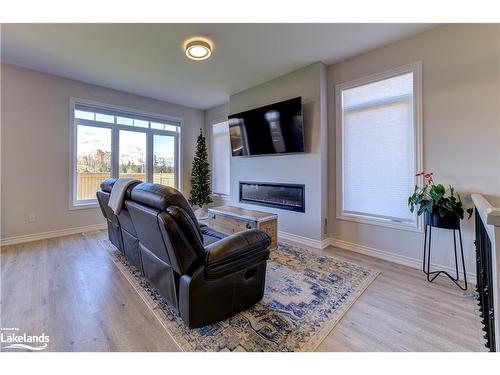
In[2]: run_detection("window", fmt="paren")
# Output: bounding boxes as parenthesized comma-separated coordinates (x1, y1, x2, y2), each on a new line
(153, 134, 177, 187)
(211, 121, 231, 196)
(119, 130, 147, 181)
(336, 62, 422, 231)
(76, 126, 112, 201)
(71, 100, 181, 207)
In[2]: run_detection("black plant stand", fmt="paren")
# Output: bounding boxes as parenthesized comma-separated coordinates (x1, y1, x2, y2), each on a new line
(422, 210, 467, 291)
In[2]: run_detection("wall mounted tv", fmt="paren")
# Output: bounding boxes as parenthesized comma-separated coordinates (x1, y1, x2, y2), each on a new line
(228, 97, 304, 156)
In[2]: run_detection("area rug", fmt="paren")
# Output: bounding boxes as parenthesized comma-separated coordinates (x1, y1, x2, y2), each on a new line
(99, 239, 379, 351)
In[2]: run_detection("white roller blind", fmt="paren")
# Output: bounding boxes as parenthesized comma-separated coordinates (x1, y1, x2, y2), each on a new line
(212, 121, 231, 195)
(341, 72, 415, 223)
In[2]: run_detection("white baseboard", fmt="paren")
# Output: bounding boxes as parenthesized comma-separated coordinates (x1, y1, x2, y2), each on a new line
(278, 231, 330, 250)
(277, 232, 476, 280)
(326, 237, 476, 281)
(0, 223, 107, 247)
(2, 224, 477, 281)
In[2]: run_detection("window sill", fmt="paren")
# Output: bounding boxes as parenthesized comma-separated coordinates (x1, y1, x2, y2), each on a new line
(211, 194, 231, 204)
(336, 212, 423, 233)
(69, 202, 100, 210)
(211, 193, 230, 198)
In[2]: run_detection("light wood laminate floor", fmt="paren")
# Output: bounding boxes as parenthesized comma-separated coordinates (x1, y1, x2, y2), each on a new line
(0, 231, 486, 352)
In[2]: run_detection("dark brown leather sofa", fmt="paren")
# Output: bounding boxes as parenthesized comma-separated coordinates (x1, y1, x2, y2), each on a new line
(97, 179, 271, 328)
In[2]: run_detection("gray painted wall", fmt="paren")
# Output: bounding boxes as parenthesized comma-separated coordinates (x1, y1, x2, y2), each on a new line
(228, 63, 328, 241)
(3, 23, 498, 274)
(327, 24, 500, 272)
(1, 64, 204, 239)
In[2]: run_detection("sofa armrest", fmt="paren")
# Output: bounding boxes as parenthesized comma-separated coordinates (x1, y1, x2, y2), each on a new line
(204, 229, 271, 279)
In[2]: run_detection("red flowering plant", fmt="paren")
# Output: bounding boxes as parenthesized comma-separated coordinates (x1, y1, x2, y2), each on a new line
(408, 172, 473, 220)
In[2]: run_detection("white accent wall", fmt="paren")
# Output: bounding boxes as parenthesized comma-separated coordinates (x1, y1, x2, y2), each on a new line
(328, 24, 500, 273)
(228, 62, 329, 241)
(1, 64, 204, 239)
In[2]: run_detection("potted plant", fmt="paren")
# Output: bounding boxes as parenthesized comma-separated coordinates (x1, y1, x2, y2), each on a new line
(408, 172, 473, 229)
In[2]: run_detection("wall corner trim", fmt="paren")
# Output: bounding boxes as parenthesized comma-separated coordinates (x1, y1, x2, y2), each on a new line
(0, 223, 107, 247)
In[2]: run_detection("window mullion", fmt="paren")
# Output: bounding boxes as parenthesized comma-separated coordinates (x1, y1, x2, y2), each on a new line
(112, 127, 120, 178)
(147, 131, 153, 183)
(174, 134, 179, 190)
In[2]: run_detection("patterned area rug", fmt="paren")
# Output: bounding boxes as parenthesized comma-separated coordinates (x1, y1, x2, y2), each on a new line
(99, 239, 379, 351)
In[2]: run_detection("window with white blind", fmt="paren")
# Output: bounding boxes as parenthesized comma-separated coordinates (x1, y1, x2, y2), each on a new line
(211, 121, 231, 196)
(335, 62, 422, 231)
(70, 99, 181, 208)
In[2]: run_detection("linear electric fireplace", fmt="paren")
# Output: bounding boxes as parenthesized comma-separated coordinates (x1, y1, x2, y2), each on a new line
(239, 182, 305, 212)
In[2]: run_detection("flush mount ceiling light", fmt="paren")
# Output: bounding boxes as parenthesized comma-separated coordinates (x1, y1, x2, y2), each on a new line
(185, 39, 212, 61)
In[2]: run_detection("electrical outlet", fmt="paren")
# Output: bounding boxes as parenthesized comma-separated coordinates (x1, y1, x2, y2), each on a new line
(28, 213, 36, 223)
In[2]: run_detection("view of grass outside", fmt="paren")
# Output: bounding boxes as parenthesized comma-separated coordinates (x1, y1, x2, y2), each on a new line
(77, 172, 175, 200)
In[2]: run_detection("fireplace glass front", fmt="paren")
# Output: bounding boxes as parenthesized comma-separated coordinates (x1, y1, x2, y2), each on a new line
(239, 182, 305, 212)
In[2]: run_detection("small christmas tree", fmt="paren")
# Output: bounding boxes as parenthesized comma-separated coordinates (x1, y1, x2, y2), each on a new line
(189, 129, 213, 208)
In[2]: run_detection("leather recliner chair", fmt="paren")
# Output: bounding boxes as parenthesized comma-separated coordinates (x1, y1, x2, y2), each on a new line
(123, 182, 271, 328)
(97, 179, 124, 253)
(97, 178, 143, 272)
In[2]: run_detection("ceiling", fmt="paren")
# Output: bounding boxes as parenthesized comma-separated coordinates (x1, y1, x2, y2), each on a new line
(1, 24, 435, 109)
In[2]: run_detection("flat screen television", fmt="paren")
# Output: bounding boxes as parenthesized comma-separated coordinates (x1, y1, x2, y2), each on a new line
(228, 97, 304, 156)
